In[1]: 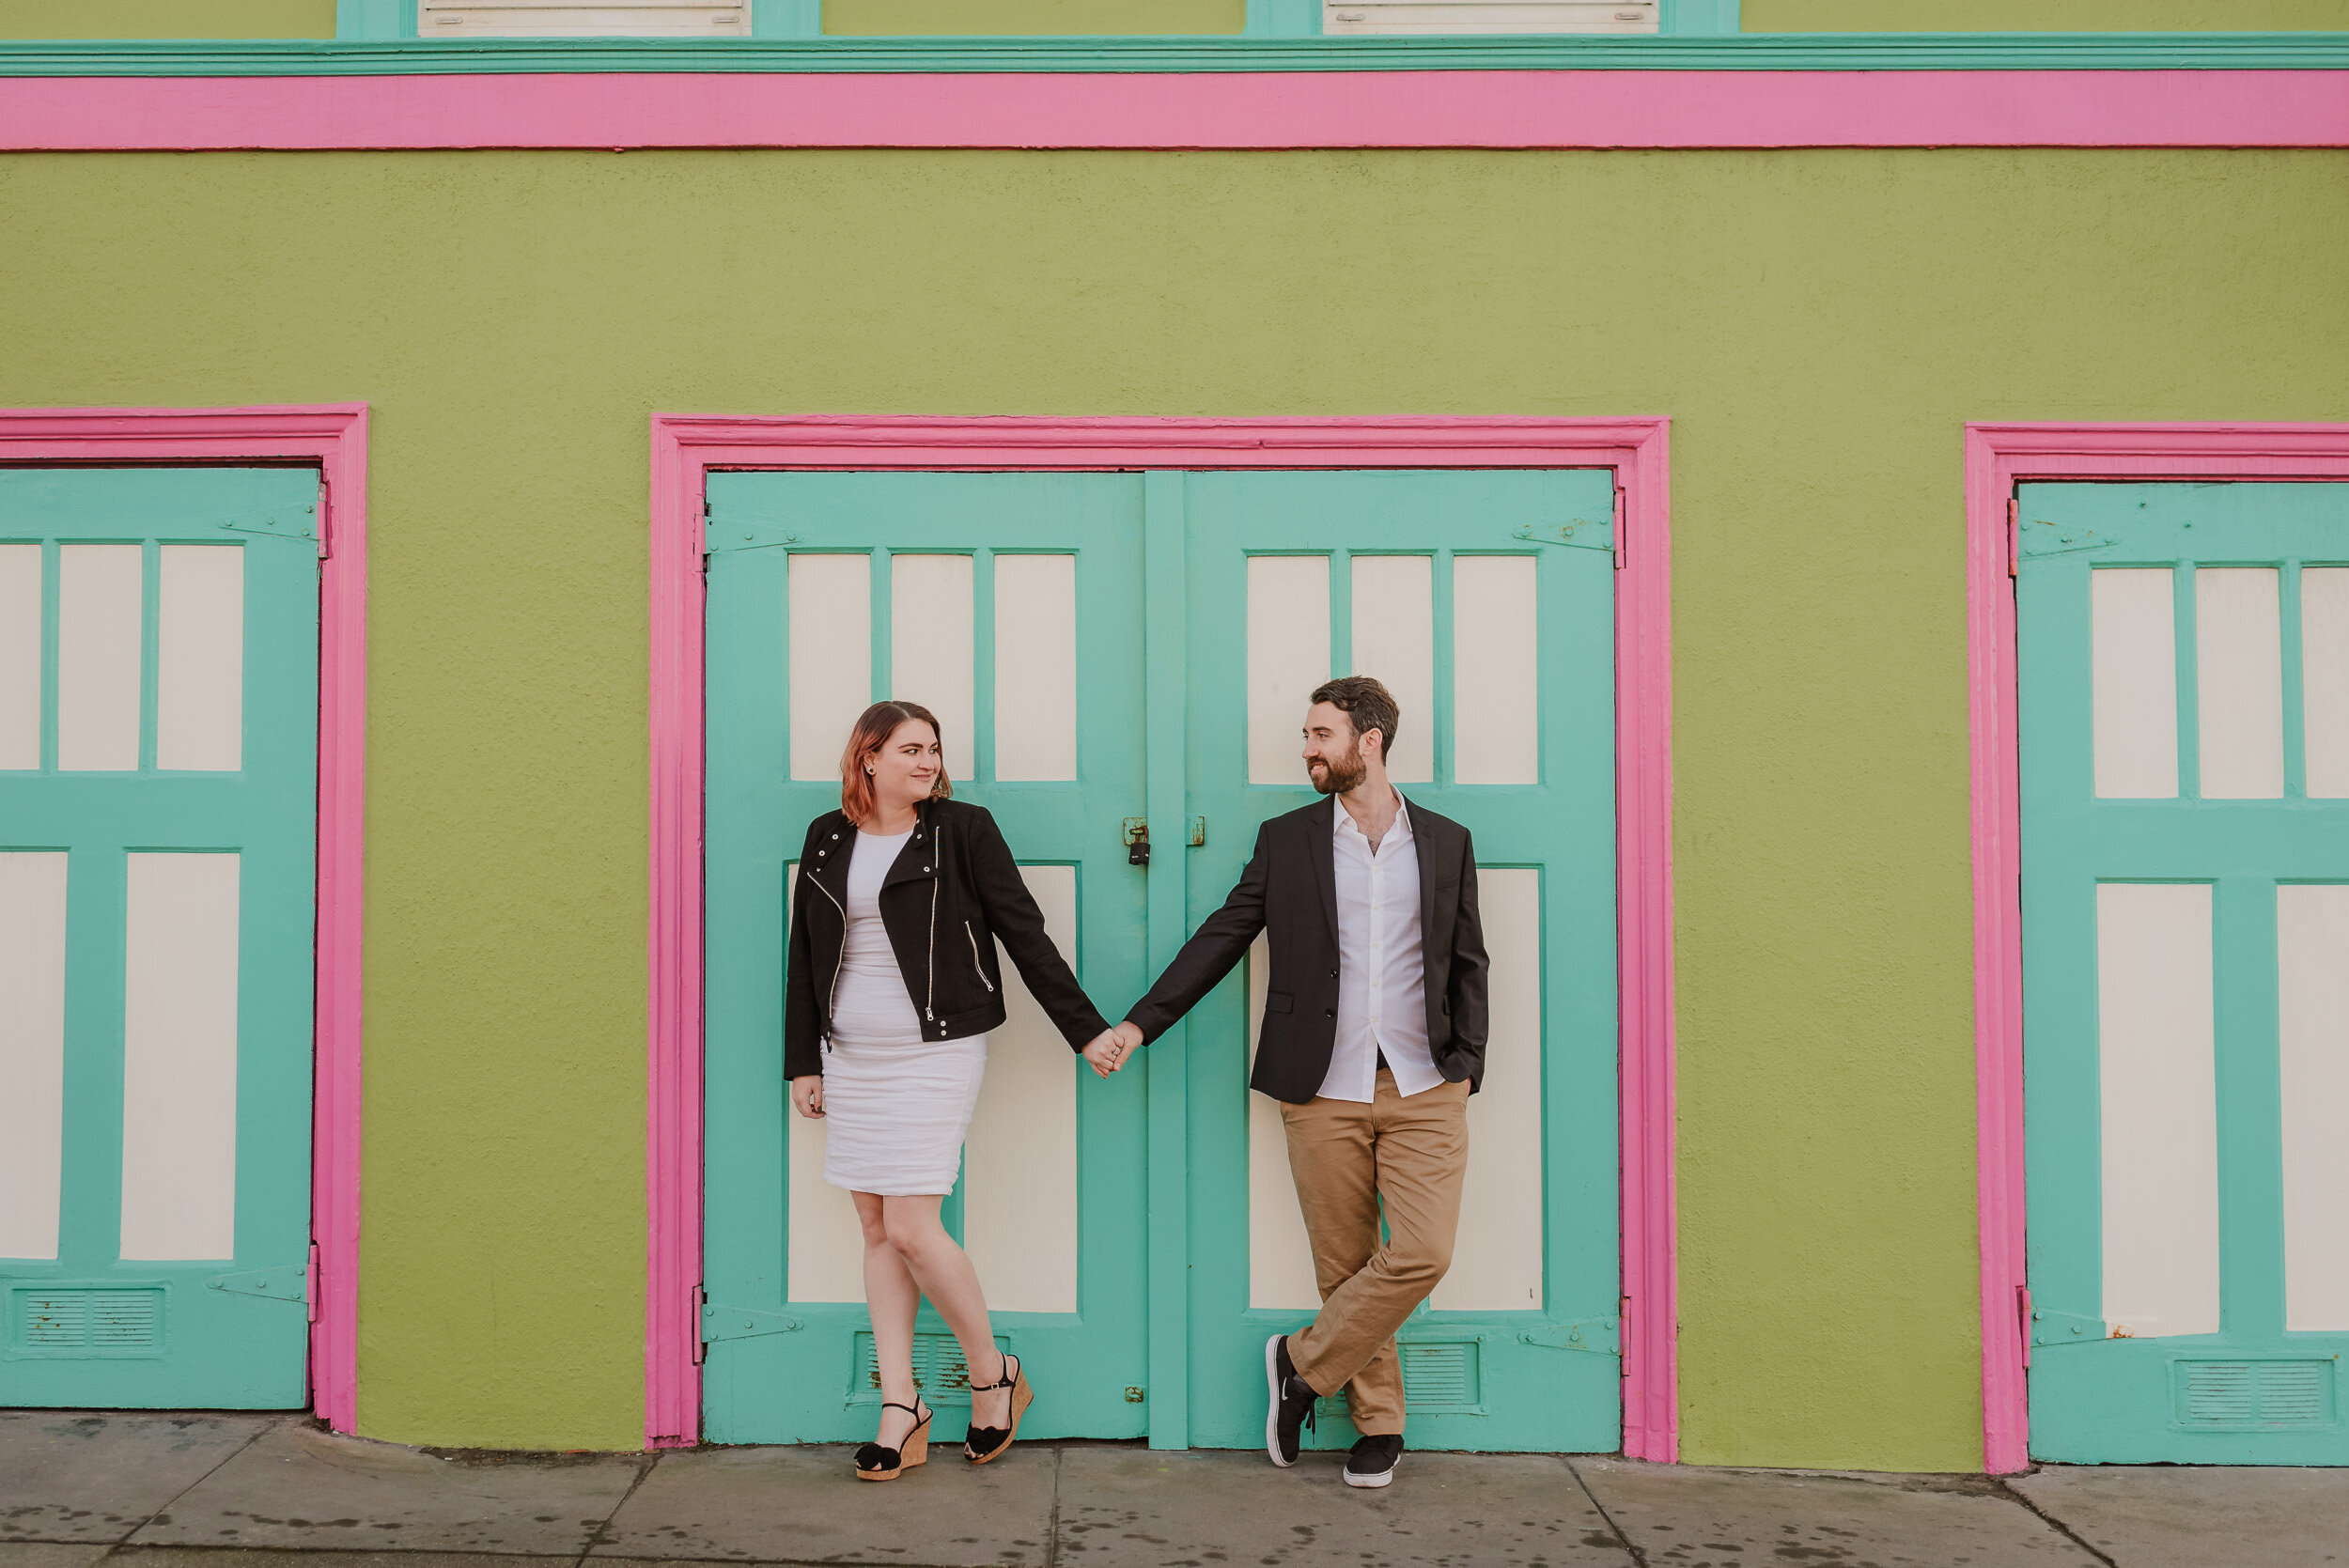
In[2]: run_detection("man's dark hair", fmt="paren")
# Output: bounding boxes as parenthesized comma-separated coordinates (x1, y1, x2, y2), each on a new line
(1310, 675, 1401, 764)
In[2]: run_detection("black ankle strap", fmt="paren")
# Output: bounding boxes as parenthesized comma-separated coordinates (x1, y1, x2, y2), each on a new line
(881, 1399, 925, 1416)
(967, 1352, 1016, 1392)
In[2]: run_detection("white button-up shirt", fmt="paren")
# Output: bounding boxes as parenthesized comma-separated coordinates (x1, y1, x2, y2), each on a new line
(1318, 792, 1444, 1103)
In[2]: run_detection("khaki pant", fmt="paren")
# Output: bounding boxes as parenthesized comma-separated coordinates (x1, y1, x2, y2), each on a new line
(1280, 1068, 1470, 1436)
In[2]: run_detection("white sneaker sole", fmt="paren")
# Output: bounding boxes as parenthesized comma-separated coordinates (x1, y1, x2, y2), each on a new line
(1264, 1335, 1295, 1467)
(1343, 1455, 1400, 1489)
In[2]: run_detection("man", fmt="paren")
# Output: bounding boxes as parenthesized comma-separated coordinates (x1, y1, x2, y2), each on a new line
(1092, 675, 1489, 1489)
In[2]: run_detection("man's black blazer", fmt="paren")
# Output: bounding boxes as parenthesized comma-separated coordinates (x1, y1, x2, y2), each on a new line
(1124, 795, 1490, 1105)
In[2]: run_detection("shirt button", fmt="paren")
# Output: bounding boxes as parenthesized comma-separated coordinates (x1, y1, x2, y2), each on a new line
(1324, 1008, 1335, 1018)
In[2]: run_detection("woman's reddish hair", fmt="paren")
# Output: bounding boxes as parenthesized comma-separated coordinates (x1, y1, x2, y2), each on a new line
(839, 700, 953, 823)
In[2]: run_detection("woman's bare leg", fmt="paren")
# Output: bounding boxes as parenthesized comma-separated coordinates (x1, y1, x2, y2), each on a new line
(879, 1194, 1011, 1429)
(855, 1190, 925, 1449)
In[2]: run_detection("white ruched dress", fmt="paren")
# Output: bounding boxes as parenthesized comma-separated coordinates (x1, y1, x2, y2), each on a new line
(820, 827, 988, 1196)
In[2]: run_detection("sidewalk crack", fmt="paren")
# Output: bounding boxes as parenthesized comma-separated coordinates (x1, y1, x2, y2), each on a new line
(574, 1448, 661, 1568)
(1563, 1457, 1646, 1567)
(102, 1414, 281, 1556)
(1991, 1476, 2119, 1568)
(1042, 1443, 1062, 1568)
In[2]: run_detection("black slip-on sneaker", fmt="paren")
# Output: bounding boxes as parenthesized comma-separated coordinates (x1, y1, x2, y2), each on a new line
(1264, 1334, 1317, 1467)
(1343, 1433, 1404, 1489)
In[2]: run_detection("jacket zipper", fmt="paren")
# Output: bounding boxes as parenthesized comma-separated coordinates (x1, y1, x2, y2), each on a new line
(964, 921, 995, 992)
(925, 874, 939, 1022)
(808, 869, 848, 1052)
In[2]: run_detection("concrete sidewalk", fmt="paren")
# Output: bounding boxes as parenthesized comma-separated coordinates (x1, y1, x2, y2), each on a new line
(5, 1414, 2345, 1568)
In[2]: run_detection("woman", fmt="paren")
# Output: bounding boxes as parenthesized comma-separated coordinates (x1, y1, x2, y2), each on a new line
(786, 701, 1125, 1481)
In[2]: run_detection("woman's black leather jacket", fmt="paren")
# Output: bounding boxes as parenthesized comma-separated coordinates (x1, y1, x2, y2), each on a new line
(784, 798, 1110, 1079)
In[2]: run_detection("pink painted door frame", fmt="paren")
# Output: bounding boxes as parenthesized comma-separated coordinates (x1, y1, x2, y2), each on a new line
(646, 413, 1679, 1456)
(0, 404, 369, 1433)
(1965, 421, 2349, 1474)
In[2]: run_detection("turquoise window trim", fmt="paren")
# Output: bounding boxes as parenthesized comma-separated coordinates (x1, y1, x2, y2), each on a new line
(1243, 0, 1320, 37)
(754, 0, 822, 37)
(1240, 0, 1736, 37)
(334, 0, 411, 40)
(338, 0, 822, 39)
(35, 30, 2349, 70)
(339, 0, 1723, 40)
(1661, 0, 1739, 33)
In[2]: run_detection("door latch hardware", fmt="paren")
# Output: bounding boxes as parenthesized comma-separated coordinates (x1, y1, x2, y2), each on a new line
(1124, 1386, 1146, 1404)
(1123, 818, 1151, 866)
(1188, 816, 1206, 847)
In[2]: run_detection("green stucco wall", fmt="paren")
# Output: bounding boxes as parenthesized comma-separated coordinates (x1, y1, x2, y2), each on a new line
(1746, 0, 2349, 28)
(1, 147, 2342, 1465)
(0, 0, 332, 37)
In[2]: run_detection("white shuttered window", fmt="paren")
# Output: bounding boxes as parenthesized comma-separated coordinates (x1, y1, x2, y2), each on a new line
(1324, 0, 1657, 33)
(420, 0, 751, 35)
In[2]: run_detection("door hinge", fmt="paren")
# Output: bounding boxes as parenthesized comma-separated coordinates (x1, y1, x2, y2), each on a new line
(2006, 499, 2018, 579)
(702, 508, 803, 556)
(1508, 514, 1615, 555)
(205, 1261, 310, 1306)
(1518, 1315, 1621, 1357)
(697, 1286, 803, 1362)
(2015, 512, 2119, 564)
(1614, 486, 1626, 569)
(2030, 1306, 2109, 1348)
(219, 504, 323, 557)
(2016, 1283, 2030, 1369)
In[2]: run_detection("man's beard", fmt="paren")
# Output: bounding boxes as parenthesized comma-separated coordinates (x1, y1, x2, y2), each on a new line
(1308, 750, 1366, 796)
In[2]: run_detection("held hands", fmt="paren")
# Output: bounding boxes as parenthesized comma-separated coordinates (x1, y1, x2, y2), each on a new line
(789, 1075, 825, 1119)
(1080, 1021, 1145, 1078)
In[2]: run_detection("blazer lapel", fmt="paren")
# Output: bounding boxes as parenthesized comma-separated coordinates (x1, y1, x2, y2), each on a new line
(1306, 795, 1339, 942)
(1408, 797, 1440, 938)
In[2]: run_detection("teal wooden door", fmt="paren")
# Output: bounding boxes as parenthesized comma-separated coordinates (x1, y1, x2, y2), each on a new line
(1176, 470, 1621, 1452)
(701, 472, 1152, 1442)
(700, 467, 1621, 1451)
(0, 468, 319, 1408)
(2020, 481, 2349, 1463)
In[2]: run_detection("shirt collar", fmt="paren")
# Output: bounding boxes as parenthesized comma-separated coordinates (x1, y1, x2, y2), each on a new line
(1332, 789, 1412, 846)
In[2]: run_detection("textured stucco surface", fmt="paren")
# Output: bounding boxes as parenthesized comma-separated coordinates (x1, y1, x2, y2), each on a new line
(0, 147, 2341, 1464)
(0, 0, 333, 37)
(1747, 0, 2349, 29)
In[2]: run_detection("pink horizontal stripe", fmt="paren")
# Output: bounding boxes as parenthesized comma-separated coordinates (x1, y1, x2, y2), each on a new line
(4, 70, 2343, 151)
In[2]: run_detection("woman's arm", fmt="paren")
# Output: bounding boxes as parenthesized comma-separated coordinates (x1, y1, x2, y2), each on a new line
(964, 807, 1112, 1049)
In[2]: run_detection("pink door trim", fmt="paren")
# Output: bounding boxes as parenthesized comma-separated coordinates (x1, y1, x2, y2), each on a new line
(1965, 421, 2349, 1474)
(0, 404, 369, 1433)
(646, 413, 1678, 1457)
(7, 70, 2345, 152)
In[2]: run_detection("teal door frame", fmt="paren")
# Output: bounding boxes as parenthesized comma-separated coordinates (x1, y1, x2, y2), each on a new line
(1964, 422, 2349, 1475)
(646, 413, 1680, 1459)
(0, 406, 369, 1433)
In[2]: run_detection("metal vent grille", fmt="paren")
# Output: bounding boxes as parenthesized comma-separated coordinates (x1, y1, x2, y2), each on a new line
(850, 1330, 1010, 1406)
(1401, 1341, 1481, 1409)
(2174, 1359, 2337, 1428)
(11, 1289, 165, 1355)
